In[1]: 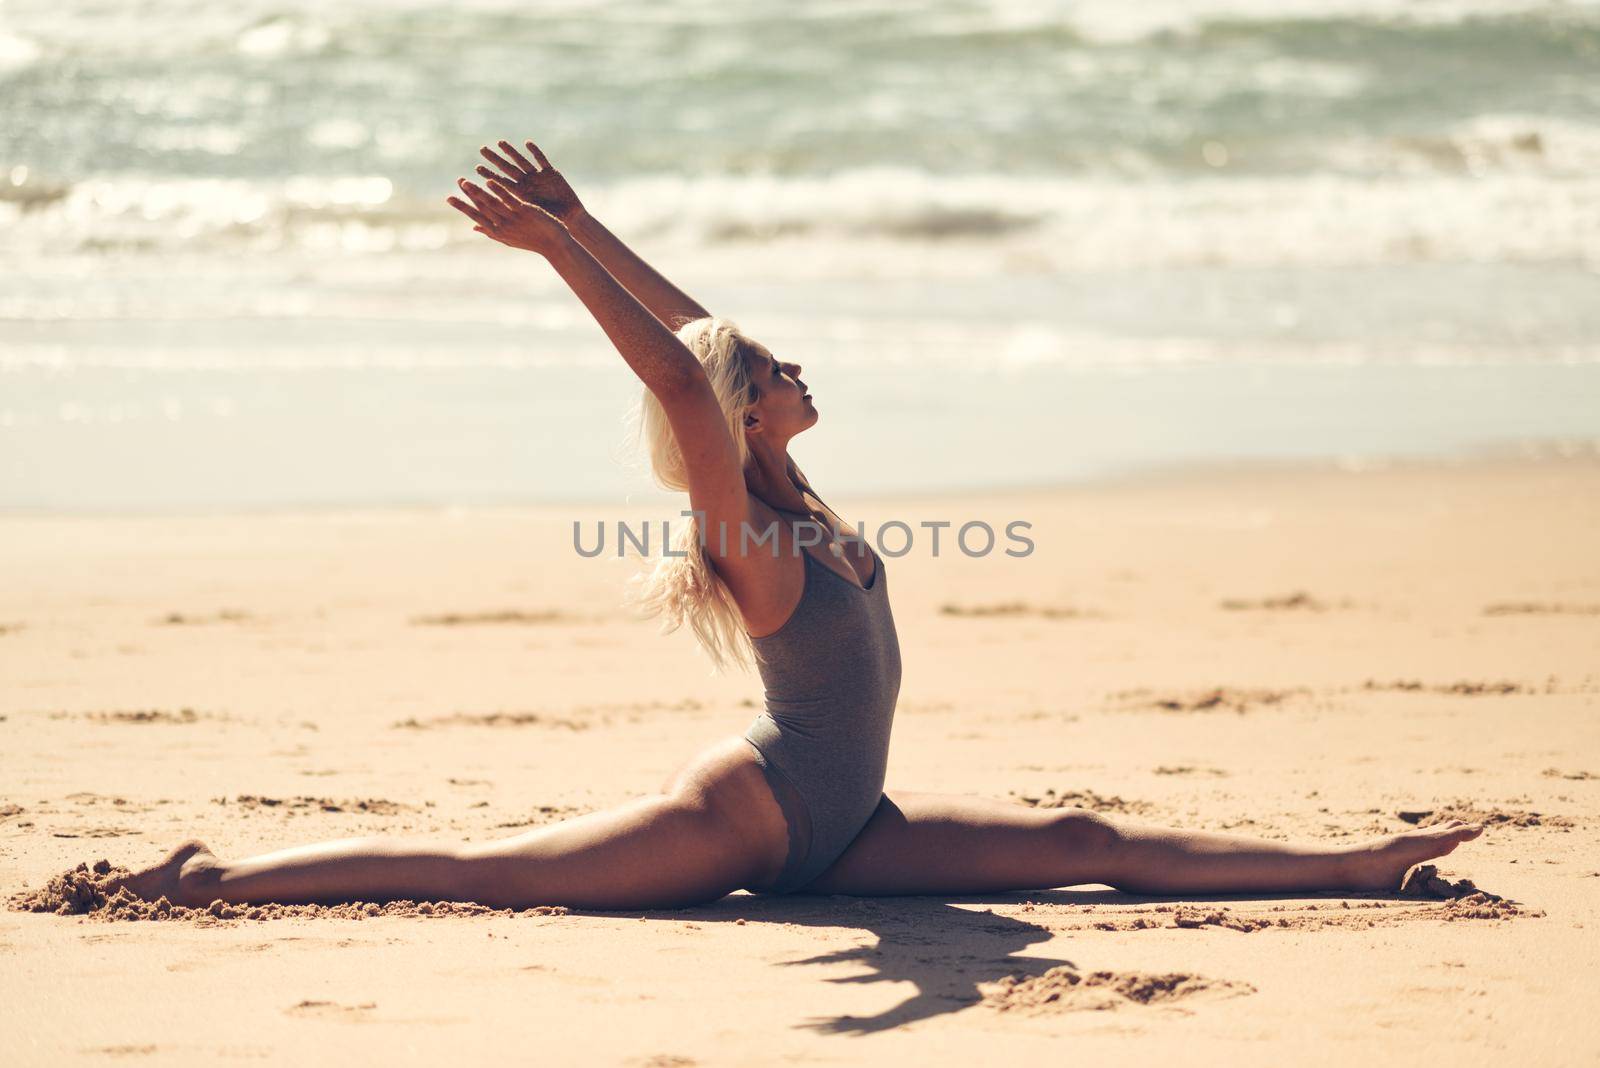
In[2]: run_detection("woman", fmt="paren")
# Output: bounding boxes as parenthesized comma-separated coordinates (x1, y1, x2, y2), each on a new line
(114, 140, 1481, 911)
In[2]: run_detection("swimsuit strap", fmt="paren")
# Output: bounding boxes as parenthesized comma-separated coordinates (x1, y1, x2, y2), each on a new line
(765, 490, 882, 587)
(765, 481, 837, 520)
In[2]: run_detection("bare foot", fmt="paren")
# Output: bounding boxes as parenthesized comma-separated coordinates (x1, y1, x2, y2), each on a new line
(1346, 820, 1483, 891)
(109, 839, 222, 908)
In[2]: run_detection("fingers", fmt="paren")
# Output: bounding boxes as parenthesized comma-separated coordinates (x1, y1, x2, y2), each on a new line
(525, 140, 552, 169)
(499, 139, 537, 172)
(479, 144, 525, 180)
(445, 194, 494, 229)
(482, 177, 522, 208)
(455, 179, 514, 224)
(475, 163, 517, 188)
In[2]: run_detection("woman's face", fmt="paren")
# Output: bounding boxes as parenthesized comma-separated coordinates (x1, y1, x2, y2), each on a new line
(744, 340, 817, 440)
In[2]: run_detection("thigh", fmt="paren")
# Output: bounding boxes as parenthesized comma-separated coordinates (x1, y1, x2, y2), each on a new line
(801, 790, 1117, 897)
(662, 734, 792, 873)
(461, 795, 743, 909)
(462, 735, 790, 910)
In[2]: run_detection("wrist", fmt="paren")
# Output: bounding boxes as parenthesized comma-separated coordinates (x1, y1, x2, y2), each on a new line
(544, 227, 586, 266)
(564, 206, 597, 238)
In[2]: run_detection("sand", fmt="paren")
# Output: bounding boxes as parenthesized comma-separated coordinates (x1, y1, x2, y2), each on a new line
(2, 452, 1598, 1065)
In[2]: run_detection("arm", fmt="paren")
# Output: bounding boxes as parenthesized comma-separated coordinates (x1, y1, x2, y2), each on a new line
(475, 140, 711, 332)
(445, 177, 749, 560)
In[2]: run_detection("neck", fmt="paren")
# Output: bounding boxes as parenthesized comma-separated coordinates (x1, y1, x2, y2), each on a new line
(743, 437, 806, 512)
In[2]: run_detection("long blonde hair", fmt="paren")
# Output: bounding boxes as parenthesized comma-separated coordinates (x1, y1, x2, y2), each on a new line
(625, 316, 762, 672)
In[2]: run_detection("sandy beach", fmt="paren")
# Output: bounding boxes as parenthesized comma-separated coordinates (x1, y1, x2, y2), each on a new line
(3, 451, 1597, 1064)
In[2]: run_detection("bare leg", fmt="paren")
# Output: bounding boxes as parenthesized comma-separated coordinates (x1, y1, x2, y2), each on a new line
(805, 792, 1483, 897)
(1102, 817, 1481, 895)
(112, 738, 789, 911)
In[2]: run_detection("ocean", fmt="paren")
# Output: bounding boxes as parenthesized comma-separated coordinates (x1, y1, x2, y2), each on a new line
(3, 0, 1598, 511)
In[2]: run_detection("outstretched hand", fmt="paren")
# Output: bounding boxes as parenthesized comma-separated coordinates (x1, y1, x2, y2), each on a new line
(446, 176, 570, 257)
(475, 139, 587, 222)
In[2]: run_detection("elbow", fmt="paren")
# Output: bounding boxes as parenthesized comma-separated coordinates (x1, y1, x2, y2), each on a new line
(651, 359, 708, 402)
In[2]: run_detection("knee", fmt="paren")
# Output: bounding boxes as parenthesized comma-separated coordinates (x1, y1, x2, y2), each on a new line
(1049, 809, 1123, 863)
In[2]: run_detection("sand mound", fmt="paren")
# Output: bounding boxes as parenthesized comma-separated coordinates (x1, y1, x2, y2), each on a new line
(1082, 895, 1539, 932)
(1441, 894, 1541, 921)
(1009, 788, 1154, 815)
(9, 859, 568, 924)
(984, 966, 1254, 1014)
(1398, 864, 1492, 900)
(1397, 864, 1541, 919)
(1395, 803, 1573, 829)
(211, 794, 416, 814)
(1171, 908, 1277, 932)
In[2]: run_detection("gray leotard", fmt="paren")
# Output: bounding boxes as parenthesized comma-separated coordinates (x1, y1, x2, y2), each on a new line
(742, 504, 902, 894)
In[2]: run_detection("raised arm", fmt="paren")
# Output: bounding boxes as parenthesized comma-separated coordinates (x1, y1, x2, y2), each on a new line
(445, 176, 749, 559)
(475, 139, 711, 332)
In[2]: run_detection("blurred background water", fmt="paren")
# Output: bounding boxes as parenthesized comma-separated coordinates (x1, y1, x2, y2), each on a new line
(3, 0, 1598, 510)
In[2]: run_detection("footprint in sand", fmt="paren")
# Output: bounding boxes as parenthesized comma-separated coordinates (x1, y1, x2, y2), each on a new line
(938, 601, 1103, 620)
(492, 804, 590, 829)
(410, 609, 582, 626)
(157, 610, 252, 626)
(284, 1000, 378, 1021)
(1111, 686, 1309, 714)
(1542, 768, 1597, 781)
(393, 711, 590, 731)
(1218, 590, 1343, 612)
(1360, 678, 1544, 696)
(1482, 601, 1600, 616)
(83, 709, 207, 725)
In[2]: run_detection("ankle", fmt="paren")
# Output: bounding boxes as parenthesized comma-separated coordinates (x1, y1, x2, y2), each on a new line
(176, 853, 225, 905)
(1331, 842, 1388, 891)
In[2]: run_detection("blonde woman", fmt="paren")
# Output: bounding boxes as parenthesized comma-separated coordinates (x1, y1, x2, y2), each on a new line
(113, 140, 1481, 910)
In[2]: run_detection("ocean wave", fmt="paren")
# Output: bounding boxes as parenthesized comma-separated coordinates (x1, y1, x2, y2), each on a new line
(5, 159, 1599, 271)
(5, 1, 1598, 186)
(6, 0, 1596, 59)
(5, 329, 1595, 374)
